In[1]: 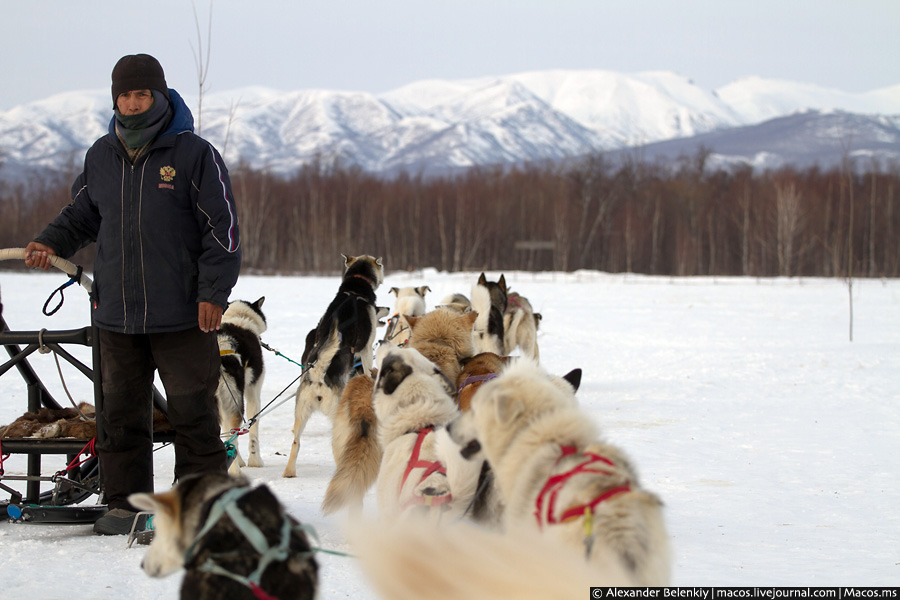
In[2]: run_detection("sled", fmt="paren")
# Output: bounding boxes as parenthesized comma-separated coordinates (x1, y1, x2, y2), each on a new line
(0, 248, 174, 524)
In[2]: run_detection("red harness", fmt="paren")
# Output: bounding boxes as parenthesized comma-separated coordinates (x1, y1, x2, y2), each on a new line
(400, 426, 452, 508)
(534, 445, 631, 528)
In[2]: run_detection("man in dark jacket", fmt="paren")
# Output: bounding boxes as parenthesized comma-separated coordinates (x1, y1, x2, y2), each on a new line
(25, 54, 241, 535)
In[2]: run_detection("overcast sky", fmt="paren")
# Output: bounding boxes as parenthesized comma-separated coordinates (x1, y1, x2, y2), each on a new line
(2, 0, 898, 110)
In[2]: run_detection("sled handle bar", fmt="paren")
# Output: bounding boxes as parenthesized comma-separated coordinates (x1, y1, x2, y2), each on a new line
(0, 247, 93, 295)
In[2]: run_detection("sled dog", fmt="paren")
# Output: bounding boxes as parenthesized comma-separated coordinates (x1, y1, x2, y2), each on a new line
(283, 320, 345, 478)
(384, 285, 430, 346)
(436, 292, 472, 315)
(130, 473, 318, 600)
(503, 291, 541, 361)
(350, 518, 635, 600)
(283, 254, 384, 478)
(404, 309, 478, 386)
(471, 273, 508, 355)
(448, 359, 671, 585)
(321, 371, 382, 515)
(216, 297, 266, 475)
(307, 254, 384, 376)
(372, 344, 478, 521)
(455, 351, 508, 413)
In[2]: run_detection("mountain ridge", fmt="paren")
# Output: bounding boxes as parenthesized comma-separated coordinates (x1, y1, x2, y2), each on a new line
(1, 69, 898, 181)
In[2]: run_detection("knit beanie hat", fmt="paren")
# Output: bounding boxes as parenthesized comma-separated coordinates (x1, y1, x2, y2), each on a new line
(111, 54, 170, 107)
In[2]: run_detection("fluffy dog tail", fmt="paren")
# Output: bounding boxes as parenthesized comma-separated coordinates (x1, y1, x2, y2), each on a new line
(321, 374, 382, 515)
(349, 519, 635, 599)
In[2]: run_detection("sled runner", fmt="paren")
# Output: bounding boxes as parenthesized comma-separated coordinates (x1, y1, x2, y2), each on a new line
(0, 248, 174, 525)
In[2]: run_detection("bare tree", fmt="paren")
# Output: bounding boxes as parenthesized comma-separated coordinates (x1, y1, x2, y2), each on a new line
(774, 179, 802, 277)
(190, 1, 213, 135)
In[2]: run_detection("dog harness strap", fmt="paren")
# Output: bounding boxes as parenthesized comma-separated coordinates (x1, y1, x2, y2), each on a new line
(457, 372, 499, 397)
(400, 427, 451, 507)
(559, 484, 632, 523)
(533, 446, 623, 528)
(187, 486, 301, 600)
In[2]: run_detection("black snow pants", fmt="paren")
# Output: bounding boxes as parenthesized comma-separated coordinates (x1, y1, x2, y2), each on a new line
(96, 327, 227, 511)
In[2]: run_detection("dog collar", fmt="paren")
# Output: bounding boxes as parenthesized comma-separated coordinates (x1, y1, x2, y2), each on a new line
(533, 445, 630, 529)
(351, 273, 375, 287)
(457, 373, 499, 397)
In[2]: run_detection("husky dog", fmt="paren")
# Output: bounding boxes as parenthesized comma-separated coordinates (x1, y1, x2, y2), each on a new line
(436, 292, 472, 315)
(503, 291, 541, 361)
(471, 273, 508, 355)
(321, 371, 382, 515)
(404, 309, 478, 386)
(308, 254, 384, 376)
(384, 286, 430, 346)
(129, 473, 318, 600)
(372, 344, 478, 522)
(455, 352, 509, 413)
(216, 297, 266, 475)
(282, 321, 345, 478)
(350, 519, 634, 600)
(448, 360, 670, 586)
(282, 254, 384, 478)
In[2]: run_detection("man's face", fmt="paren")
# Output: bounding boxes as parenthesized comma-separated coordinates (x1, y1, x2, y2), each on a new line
(116, 89, 154, 115)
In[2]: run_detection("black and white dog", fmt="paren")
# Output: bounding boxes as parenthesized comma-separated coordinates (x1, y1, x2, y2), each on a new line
(216, 297, 266, 475)
(283, 254, 385, 478)
(471, 273, 508, 355)
(130, 473, 318, 600)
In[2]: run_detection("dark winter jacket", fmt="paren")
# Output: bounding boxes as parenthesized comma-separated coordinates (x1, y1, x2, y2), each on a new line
(35, 89, 241, 334)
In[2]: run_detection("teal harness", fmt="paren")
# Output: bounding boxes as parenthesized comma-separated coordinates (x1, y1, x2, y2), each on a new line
(183, 486, 313, 600)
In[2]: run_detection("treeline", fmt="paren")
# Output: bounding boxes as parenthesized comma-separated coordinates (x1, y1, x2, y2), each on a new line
(2, 150, 898, 277)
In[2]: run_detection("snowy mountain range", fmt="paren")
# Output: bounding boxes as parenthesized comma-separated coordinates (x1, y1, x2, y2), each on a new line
(1, 69, 898, 182)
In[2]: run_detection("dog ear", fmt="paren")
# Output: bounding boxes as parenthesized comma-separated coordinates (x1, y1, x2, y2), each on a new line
(255, 296, 265, 308)
(129, 490, 178, 516)
(562, 368, 583, 392)
(417, 286, 431, 296)
(390, 287, 399, 296)
(464, 311, 479, 328)
(376, 257, 383, 267)
(477, 272, 487, 285)
(342, 253, 354, 267)
(493, 393, 523, 425)
(405, 315, 420, 330)
(498, 274, 508, 292)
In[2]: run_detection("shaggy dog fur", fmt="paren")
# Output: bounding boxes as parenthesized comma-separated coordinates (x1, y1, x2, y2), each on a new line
(448, 360, 671, 585)
(372, 344, 478, 522)
(349, 518, 635, 600)
(321, 371, 382, 515)
(404, 309, 478, 387)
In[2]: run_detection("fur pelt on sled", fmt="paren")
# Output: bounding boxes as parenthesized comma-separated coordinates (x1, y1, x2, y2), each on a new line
(0, 403, 172, 439)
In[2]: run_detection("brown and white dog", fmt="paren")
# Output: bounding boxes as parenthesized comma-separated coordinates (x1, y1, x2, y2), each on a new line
(321, 371, 382, 516)
(405, 309, 478, 387)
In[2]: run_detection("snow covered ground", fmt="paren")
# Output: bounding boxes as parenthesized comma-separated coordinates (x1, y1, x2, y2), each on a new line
(0, 268, 897, 597)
